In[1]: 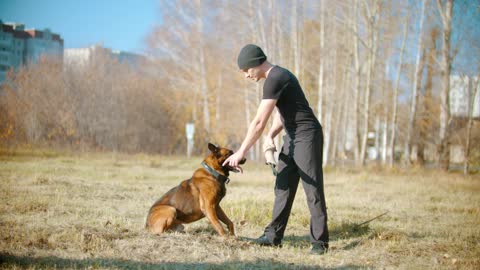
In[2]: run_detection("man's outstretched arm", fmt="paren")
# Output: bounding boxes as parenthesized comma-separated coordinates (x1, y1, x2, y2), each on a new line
(223, 99, 277, 168)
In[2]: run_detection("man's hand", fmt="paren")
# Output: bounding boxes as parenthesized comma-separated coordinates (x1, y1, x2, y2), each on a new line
(222, 151, 246, 173)
(263, 137, 276, 153)
(263, 137, 277, 167)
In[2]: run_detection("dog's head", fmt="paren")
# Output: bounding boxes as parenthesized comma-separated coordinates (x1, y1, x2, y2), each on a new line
(207, 143, 246, 174)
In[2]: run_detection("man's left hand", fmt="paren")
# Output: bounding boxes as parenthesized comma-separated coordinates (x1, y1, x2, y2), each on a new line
(222, 151, 245, 173)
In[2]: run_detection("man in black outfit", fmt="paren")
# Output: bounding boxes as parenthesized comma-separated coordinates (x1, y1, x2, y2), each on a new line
(223, 44, 329, 255)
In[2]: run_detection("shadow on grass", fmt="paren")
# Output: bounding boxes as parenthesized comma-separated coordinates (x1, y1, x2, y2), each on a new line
(0, 253, 363, 270)
(330, 222, 371, 241)
(330, 221, 372, 251)
(289, 221, 372, 246)
(241, 221, 373, 250)
(187, 225, 218, 235)
(236, 221, 371, 250)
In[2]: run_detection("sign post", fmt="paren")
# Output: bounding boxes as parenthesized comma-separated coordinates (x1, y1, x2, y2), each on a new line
(186, 122, 195, 158)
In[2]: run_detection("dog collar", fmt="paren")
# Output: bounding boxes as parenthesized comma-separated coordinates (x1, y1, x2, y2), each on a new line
(201, 161, 230, 184)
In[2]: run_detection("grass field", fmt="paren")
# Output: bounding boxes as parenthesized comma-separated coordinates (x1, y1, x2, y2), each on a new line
(1, 148, 479, 269)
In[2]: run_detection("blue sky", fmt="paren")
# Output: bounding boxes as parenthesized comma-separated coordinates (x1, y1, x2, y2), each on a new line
(0, 0, 160, 54)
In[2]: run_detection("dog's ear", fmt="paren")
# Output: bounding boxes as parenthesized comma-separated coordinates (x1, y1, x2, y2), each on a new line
(208, 143, 219, 153)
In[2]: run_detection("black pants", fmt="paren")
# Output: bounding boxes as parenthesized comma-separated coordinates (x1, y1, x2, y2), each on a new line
(264, 129, 329, 245)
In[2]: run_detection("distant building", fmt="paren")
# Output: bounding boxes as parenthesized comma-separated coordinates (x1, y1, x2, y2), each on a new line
(63, 46, 101, 67)
(64, 45, 144, 69)
(24, 28, 64, 64)
(450, 75, 480, 118)
(112, 49, 144, 67)
(0, 20, 64, 82)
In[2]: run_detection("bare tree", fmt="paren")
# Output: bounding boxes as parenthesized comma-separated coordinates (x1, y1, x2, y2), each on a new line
(388, 7, 409, 167)
(464, 77, 479, 174)
(323, 9, 335, 166)
(404, 0, 427, 165)
(359, 0, 382, 166)
(291, 0, 301, 77)
(436, 0, 453, 170)
(351, 0, 362, 164)
(381, 64, 389, 164)
(196, 0, 211, 133)
(317, 0, 325, 125)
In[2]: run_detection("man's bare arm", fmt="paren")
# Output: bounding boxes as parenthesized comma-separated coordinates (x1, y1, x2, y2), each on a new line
(267, 109, 283, 139)
(237, 99, 277, 156)
(222, 99, 277, 168)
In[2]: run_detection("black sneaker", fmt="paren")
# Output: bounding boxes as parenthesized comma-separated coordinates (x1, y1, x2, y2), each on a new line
(310, 242, 328, 255)
(252, 234, 282, 247)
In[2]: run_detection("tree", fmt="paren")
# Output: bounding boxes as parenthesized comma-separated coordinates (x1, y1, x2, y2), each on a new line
(464, 77, 479, 174)
(359, 0, 382, 166)
(436, 0, 453, 171)
(404, 0, 427, 165)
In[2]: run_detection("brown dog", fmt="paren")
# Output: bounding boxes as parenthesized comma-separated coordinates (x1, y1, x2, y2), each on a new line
(146, 143, 246, 236)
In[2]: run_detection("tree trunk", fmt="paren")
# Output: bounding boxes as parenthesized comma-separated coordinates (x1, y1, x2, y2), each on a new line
(417, 48, 428, 165)
(422, 28, 439, 165)
(323, 82, 332, 166)
(323, 11, 337, 166)
(335, 57, 350, 166)
(216, 72, 222, 124)
(404, 0, 426, 165)
(317, 0, 325, 125)
(331, 102, 342, 165)
(246, 0, 258, 161)
(374, 116, 380, 161)
(360, 1, 381, 166)
(196, 0, 210, 133)
(436, 0, 453, 171)
(381, 63, 389, 165)
(382, 117, 388, 164)
(291, 0, 301, 77)
(389, 9, 409, 168)
(464, 77, 479, 174)
(352, 1, 361, 165)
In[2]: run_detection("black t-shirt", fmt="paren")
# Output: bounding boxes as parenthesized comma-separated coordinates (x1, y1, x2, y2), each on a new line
(263, 66, 321, 138)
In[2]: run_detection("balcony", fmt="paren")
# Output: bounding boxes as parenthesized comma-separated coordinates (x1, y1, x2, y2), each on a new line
(0, 51, 11, 66)
(0, 39, 13, 49)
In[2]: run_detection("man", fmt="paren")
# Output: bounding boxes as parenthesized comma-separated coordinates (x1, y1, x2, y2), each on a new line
(223, 44, 329, 255)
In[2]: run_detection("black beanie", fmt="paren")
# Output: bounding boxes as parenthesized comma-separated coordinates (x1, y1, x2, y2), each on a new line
(237, 44, 267, 70)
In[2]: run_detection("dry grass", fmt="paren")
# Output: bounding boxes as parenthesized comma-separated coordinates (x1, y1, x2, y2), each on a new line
(1, 148, 479, 269)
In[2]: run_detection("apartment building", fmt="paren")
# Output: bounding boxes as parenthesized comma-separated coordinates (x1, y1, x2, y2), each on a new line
(450, 75, 480, 118)
(0, 20, 63, 82)
(64, 45, 144, 69)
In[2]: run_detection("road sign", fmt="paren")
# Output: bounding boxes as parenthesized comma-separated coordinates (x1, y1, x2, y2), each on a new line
(186, 122, 195, 158)
(186, 123, 195, 140)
